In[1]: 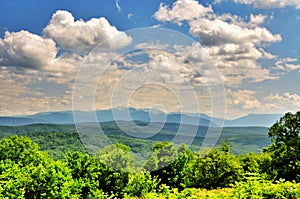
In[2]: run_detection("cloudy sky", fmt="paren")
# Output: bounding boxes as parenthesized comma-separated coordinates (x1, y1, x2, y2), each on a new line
(0, 0, 299, 119)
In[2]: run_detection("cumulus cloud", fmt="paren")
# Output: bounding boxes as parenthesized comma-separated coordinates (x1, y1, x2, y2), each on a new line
(190, 18, 281, 46)
(43, 10, 132, 54)
(264, 93, 300, 110)
(118, 48, 207, 85)
(173, 34, 277, 85)
(0, 10, 132, 74)
(147, 50, 200, 83)
(230, 90, 262, 109)
(154, 0, 281, 85)
(0, 30, 57, 70)
(155, 1, 281, 46)
(250, 14, 267, 25)
(154, 0, 212, 24)
(224, 0, 300, 9)
(0, 30, 82, 73)
(228, 89, 300, 114)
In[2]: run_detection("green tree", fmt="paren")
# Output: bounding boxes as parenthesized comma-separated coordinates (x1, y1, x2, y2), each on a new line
(144, 152, 158, 171)
(123, 172, 159, 197)
(147, 142, 177, 187)
(144, 142, 192, 190)
(187, 147, 243, 189)
(95, 143, 135, 171)
(221, 141, 231, 155)
(170, 144, 193, 190)
(23, 159, 77, 199)
(65, 152, 102, 198)
(152, 141, 178, 169)
(0, 136, 78, 199)
(0, 135, 44, 166)
(267, 111, 300, 181)
(0, 159, 27, 198)
(66, 151, 128, 198)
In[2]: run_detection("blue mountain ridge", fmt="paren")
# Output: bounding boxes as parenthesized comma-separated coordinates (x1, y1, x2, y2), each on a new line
(0, 108, 282, 127)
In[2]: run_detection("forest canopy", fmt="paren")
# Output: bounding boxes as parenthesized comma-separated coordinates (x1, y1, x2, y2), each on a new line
(0, 112, 299, 198)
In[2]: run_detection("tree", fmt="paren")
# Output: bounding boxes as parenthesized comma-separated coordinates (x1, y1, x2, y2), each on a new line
(0, 136, 78, 199)
(144, 142, 193, 189)
(65, 152, 102, 198)
(123, 172, 159, 198)
(267, 111, 300, 181)
(66, 151, 128, 198)
(170, 144, 193, 190)
(187, 148, 243, 189)
(146, 142, 177, 187)
(95, 143, 135, 171)
(0, 135, 44, 166)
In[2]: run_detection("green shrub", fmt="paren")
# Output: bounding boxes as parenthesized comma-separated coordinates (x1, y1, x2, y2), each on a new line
(233, 177, 300, 199)
(123, 172, 159, 198)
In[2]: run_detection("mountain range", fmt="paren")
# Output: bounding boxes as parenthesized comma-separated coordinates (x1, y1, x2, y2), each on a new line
(0, 108, 282, 127)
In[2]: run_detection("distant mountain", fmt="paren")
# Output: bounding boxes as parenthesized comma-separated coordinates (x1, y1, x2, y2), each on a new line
(24, 108, 215, 126)
(0, 117, 44, 126)
(165, 113, 216, 126)
(0, 108, 283, 127)
(29, 112, 75, 123)
(224, 114, 282, 127)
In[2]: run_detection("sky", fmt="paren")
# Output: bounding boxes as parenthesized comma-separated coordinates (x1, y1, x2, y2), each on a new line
(0, 0, 299, 119)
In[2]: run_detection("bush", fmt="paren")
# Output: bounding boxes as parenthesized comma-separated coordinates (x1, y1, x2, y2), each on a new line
(123, 172, 159, 198)
(233, 177, 300, 199)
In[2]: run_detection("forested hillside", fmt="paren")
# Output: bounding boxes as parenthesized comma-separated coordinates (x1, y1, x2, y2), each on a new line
(0, 122, 270, 159)
(0, 112, 299, 198)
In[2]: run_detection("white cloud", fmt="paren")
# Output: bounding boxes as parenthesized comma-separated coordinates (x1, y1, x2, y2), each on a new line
(154, 0, 212, 25)
(228, 89, 300, 114)
(188, 15, 280, 46)
(154, 0, 281, 85)
(250, 14, 267, 25)
(285, 64, 300, 71)
(259, 48, 276, 59)
(263, 93, 300, 112)
(128, 13, 134, 19)
(175, 40, 277, 85)
(0, 66, 73, 116)
(0, 10, 132, 75)
(227, 0, 300, 9)
(115, 0, 122, 13)
(227, 89, 300, 117)
(124, 48, 207, 85)
(274, 57, 300, 72)
(43, 10, 132, 54)
(231, 90, 262, 109)
(155, 0, 281, 46)
(0, 30, 57, 70)
(0, 29, 82, 73)
(0, 94, 71, 116)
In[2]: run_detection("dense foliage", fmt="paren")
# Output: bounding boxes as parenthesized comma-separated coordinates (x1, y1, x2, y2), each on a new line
(267, 112, 300, 182)
(0, 112, 299, 198)
(0, 122, 270, 158)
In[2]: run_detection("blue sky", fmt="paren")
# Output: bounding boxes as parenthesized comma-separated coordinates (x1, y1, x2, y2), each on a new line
(0, 0, 299, 118)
